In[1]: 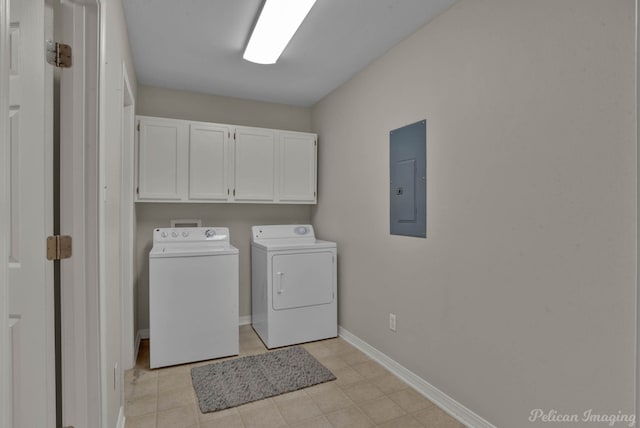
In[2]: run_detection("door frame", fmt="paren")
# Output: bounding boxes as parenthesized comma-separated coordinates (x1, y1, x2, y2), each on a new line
(636, 0, 639, 424)
(634, 0, 640, 421)
(59, 0, 102, 427)
(121, 62, 136, 370)
(0, 0, 11, 425)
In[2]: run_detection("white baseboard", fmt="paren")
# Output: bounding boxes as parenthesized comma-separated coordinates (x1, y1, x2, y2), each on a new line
(134, 329, 149, 364)
(116, 405, 125, 428)
(239, 315, 252, 326)
(134, 329, 144, 362)
(338, 326, 496, 428)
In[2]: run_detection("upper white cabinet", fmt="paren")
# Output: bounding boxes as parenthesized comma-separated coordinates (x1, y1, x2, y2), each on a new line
(189, 123, 231, 201)
(234, 127, 276, 202)
(136, 116, 317, 204)
(278, 131, 316, 202)
(137, 117, 188, 200)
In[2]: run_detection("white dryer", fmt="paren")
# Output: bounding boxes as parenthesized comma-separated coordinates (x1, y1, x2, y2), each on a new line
(251, 225, 337, 348)
(149, 227, 238, 368)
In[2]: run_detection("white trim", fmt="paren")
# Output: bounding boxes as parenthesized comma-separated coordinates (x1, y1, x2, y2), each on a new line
(120, 61, 136, 370)
(0, 0, 10, 426)
(59, 2, 102, 427)
(134, 330, 149, 370)
(338, 326, 497, 428)
(134, 329, 142, 362)
(115, 406, 125, 428)
(44, 7, 56, 425)
(134, 328, 147, 365)
(635, 1, 639, 424)
(239, 315, 252, 326)
(97, 0, 109, 425)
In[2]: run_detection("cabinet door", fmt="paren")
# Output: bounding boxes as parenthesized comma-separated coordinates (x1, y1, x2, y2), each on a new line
(278, 131, 317, 202)
(138, 118, 188, 200)
(189, 123, 230, 200)
(233, 127, 275, 201)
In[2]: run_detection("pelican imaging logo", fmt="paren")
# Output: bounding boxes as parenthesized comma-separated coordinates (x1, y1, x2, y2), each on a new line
(528, 409, 635, 426)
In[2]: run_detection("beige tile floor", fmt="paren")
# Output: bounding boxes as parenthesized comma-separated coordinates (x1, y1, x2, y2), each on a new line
(124, 325, 465, 428)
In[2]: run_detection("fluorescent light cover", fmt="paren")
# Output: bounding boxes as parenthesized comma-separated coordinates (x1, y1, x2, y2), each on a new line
(243, 0, 317, 65)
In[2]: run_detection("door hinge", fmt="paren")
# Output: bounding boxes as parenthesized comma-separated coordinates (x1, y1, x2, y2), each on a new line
(46, 40, 72, 68)
(227, 189, 230, 195)
(137, 122, 140, 131)
(233, 189, 236, 196)
(234, 131, 236, 140)
(46, 235, 72, 261)
(136, 186, 139, 195)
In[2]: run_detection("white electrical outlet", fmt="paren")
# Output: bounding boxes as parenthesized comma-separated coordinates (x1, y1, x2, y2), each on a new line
(389, 313, 397, 332)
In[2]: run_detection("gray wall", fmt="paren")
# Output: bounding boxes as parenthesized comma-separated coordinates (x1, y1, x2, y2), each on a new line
(310, 0, 636, 427)
(136, 85, 311, 130)
(135, 85, 312, 331)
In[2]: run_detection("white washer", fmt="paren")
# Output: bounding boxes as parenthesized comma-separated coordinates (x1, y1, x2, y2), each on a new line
(251, 224, 337, 348)
(149, 227, 238, 368)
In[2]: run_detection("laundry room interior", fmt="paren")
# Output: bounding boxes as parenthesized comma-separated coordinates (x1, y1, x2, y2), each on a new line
(103, 0, 636, 427)
(134, 86, 315, 335)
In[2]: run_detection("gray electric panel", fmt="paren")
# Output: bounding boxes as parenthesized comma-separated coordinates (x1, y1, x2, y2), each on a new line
(390, 120, 426, 238)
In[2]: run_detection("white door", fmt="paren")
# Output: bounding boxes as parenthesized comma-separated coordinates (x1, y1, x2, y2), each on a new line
(189, 123, 231, 201)
(272, 252, 334, 310)
(137, 117, 188, 200)
(2, 0, 56, 427)
(58, 0, 102, 426)
(278, 131, 317, 202)
(233, 126, 276, 201)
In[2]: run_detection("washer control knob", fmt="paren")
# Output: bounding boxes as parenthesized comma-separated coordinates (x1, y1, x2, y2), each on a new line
(205, 229, 216, 238)
(161, 232, 167, 238)
(182, 231, 189, 237)
(171, 231, 178, 238)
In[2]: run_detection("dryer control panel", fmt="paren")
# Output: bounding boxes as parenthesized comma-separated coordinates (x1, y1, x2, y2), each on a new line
(252, 224, 315, 241)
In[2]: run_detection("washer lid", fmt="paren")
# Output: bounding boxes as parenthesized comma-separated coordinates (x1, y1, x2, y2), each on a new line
(150, 244, 239, 258)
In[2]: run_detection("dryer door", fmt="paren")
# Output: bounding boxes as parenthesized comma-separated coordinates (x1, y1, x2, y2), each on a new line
(272, 251, 334, 310)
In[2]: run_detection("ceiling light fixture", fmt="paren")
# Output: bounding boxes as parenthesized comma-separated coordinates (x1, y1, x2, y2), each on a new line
(243, 0, 317, 65)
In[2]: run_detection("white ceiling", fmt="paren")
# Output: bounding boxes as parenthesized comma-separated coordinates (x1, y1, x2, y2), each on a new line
(123, 0, 457, 107)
